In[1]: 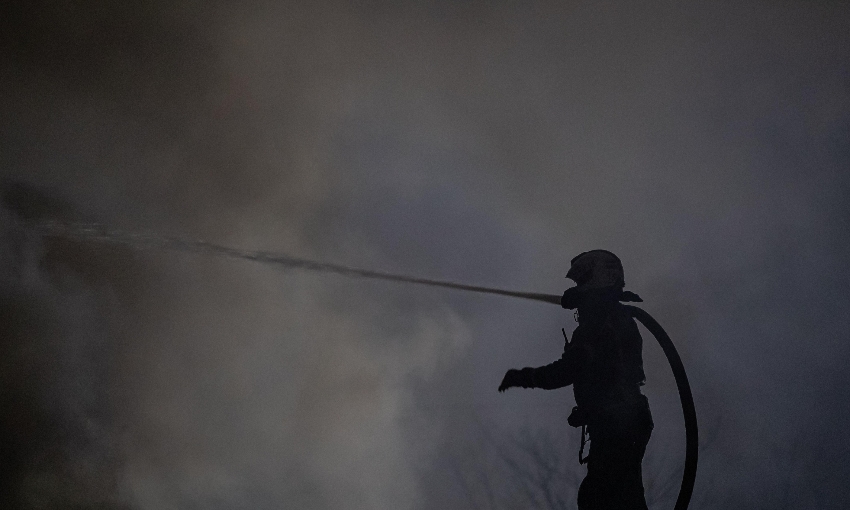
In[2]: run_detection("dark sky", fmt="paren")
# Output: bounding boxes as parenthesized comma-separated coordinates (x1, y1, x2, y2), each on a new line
(2, 1, 849, 508)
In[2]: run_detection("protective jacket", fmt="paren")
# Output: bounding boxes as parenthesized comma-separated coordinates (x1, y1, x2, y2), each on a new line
(525, 300, 646, 417)
(517, 295, 654, 510)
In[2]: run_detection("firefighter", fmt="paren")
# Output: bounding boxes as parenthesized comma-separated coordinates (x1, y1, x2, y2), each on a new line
(499, 250, 653, 510)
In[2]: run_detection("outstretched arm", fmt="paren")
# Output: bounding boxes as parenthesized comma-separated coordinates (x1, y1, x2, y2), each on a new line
(498, 339, 580, 392)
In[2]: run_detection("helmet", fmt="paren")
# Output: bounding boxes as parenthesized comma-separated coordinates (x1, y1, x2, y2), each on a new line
(566, 250, 625, 290)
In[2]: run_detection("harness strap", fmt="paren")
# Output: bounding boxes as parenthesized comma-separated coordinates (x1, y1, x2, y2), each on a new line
(579, 424, 589, 465)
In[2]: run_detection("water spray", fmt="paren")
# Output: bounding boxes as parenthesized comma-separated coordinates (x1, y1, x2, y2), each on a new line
(15, 219, 698, 510)
(21, 220, 562, 303)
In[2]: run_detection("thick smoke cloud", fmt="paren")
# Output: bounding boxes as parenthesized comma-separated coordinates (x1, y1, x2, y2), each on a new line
(2, 1, 849, 508)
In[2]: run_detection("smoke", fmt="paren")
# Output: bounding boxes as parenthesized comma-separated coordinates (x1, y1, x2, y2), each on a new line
(1, 182, 474, 509)
(2, 0, 849, 509)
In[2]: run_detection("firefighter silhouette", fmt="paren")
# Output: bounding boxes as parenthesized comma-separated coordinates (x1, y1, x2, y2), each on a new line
(499, 250, 653, 510)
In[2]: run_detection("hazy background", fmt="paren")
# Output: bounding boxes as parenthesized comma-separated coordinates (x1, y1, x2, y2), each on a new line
(1, 1, 848, 508)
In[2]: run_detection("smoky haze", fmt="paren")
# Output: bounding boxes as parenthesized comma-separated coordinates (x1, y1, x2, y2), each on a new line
(1, 1, 849, 509)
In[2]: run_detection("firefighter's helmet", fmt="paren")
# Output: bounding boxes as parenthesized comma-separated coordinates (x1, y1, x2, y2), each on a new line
(566, 250, 625, 290)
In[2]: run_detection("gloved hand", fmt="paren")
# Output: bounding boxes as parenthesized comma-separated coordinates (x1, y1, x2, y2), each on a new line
(498, 368, 531, 392)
